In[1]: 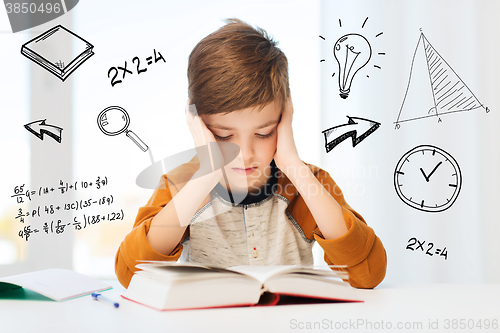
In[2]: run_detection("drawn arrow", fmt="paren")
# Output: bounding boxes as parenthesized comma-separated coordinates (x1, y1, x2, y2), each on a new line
(322, 116, 380, 153)
(24, 119, 63, 143)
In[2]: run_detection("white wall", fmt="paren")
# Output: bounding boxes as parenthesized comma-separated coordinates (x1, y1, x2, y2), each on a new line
(320, 0, 500, 284)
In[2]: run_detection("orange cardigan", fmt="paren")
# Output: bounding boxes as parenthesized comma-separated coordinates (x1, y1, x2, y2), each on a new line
(115, 161, 387, 289)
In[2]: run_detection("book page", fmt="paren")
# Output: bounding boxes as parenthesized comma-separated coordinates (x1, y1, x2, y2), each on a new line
(229, 265, 348, 284)
(228, 265, 299, 284)
(135, 262, 249, 282)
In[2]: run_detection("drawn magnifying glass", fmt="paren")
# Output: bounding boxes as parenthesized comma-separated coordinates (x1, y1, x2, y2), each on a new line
(97, 106, 149, 152)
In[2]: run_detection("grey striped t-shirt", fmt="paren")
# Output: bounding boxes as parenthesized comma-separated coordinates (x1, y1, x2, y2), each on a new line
(179, 188, 315, 267)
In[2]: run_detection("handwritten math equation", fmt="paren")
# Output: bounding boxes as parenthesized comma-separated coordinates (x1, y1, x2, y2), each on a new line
(11, 176, 108, 203)
(108, 48, 166, 87)
(406, 237, 448, 260)
(11, 176, 124, 241)
(18, 210, 124, 241)
(15, 194, 115, 222)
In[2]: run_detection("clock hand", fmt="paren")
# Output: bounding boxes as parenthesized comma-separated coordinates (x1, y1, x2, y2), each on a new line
(426, 161, 443, 180)
(420, 168, 429, 182)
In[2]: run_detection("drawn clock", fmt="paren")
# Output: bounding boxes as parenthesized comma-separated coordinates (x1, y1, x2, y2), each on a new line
(394, 145, 462, 212)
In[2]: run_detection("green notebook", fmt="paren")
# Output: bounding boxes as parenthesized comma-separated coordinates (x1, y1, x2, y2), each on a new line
(0, 268, 110, 301)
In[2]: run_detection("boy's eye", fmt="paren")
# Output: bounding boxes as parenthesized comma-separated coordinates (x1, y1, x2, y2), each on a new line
(213, 134, 232, 141)
(256, 129, 276, 139)
(213, 129, 276, 141)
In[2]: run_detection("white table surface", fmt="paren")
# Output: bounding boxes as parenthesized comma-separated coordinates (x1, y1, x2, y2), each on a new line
(1, 281, 499, 333)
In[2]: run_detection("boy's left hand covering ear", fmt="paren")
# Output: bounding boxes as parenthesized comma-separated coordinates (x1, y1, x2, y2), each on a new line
(274, 97, 300, 171)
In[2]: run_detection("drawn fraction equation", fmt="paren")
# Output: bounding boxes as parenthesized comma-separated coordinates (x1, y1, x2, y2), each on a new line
(406, 237, 448, 260)
(11, 176, 108, 204)
(15, 194, 115, 223)
(108, 49, 166, 87)
(18, 210, 124, 241)
(10, 176, 124, 242)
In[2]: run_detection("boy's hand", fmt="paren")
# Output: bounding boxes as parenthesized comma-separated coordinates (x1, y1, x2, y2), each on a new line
(185, 102, 217, 148)
(274, 97, 301, 173)
(185, 102, 223, 175)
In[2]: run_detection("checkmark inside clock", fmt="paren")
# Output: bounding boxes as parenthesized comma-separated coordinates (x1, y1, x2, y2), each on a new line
(419, 161, 443, 182)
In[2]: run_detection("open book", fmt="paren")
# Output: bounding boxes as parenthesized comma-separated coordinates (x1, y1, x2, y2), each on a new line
(122, 262, 363, 311)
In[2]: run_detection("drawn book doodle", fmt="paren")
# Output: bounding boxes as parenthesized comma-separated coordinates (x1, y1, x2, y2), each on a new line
(21, 25, 94, 81)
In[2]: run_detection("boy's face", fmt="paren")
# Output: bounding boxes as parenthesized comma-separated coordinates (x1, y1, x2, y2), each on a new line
(202, 101, 281, 194)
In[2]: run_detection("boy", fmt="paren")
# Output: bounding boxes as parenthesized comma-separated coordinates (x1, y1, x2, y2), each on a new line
(115, 19, 386, 289)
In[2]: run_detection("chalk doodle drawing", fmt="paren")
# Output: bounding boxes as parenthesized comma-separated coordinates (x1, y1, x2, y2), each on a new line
(322, 116, 380, 153)
(406, 237, 448, 260)
(394, 31, 489, 129)
(24, 119, 63, 143)
(320, 17, 384, 99)
(97, 106, 149, 153)
(394, 145, 462, 213)
(11, 176, 120, 242)
(108, 49, 166, 87)
(21, 25, 94, 82)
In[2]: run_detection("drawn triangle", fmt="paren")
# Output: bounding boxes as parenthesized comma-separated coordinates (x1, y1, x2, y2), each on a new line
(395, 34, 436, 124)
(422, 35, 484, 114)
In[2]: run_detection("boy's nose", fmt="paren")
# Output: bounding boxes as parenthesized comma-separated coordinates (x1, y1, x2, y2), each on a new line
(238, 139, 254, 163)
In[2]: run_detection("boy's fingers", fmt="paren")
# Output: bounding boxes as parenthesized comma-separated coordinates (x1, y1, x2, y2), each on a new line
(184, 104, 209, 148)
(187, 103, 199, 116)
(287, 96, 294, 117)
(281, 103, 292, 123)
(185, 104, 197, 125)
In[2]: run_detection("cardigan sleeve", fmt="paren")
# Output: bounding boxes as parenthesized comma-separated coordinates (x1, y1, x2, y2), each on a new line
(312, 169, 387, 289)
(114, 175, 186, 288)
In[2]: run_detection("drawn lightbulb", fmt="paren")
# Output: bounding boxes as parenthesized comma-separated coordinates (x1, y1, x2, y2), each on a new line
(333, 33, 372, 99)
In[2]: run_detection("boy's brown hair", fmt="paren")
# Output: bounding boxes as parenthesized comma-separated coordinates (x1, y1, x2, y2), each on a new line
(188, 18, 290, 115)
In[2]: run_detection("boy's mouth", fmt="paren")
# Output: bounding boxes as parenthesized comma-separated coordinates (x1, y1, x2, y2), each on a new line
(232, 167, 257, 175)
